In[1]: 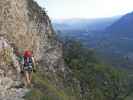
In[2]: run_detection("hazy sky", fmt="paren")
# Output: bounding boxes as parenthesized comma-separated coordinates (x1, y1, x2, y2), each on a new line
(35, 0, 133, 19)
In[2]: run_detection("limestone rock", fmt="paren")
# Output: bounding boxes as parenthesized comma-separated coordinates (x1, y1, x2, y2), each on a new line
(0, 0, 66, 100)
(0, 0, 65, 74)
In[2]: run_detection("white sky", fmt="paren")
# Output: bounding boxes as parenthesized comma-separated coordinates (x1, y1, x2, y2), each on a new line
(35, 0, 133, 19)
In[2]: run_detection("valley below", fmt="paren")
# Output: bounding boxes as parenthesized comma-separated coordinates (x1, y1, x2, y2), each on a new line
(53, 14, 133, 73)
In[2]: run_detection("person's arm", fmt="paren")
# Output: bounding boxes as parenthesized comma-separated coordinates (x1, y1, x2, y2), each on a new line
(32, 57, 36, 72)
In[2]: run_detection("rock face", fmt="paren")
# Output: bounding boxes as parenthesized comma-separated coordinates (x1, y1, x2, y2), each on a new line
(0, 37, 29, 100)
(0, 0, 65, 99)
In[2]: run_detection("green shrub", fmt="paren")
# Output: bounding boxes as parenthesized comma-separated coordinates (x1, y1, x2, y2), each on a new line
(63, 39, 131, 100)
(25, 73, 77, 100)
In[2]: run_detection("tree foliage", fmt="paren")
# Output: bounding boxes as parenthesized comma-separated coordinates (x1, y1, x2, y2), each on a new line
(63, 39, 132, 100)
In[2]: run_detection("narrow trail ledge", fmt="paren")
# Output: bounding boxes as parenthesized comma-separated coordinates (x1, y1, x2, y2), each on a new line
(0, 0, 66, 100)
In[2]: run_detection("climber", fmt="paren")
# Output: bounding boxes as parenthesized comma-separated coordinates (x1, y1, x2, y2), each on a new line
(15, 48, 24, 73)
(23, 50, 36, 87)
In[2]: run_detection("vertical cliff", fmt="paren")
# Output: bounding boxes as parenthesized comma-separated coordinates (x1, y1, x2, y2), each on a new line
(0, 0, 66, 73)
(0, 0, 68, 100)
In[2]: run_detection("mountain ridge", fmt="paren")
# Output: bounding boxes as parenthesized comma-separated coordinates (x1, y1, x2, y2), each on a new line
(105, 11, 133, 35)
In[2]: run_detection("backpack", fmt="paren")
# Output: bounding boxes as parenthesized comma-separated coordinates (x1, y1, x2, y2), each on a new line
(24, 56, 33, 67)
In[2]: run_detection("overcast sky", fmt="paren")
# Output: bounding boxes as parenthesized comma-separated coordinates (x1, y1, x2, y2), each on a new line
(35, 0, 133, 19)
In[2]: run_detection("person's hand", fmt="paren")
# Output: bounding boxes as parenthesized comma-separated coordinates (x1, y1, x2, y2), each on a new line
(33, 69, 36, 73)
(20, 70, 24, 74)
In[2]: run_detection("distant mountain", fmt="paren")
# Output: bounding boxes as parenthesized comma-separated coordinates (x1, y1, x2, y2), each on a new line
(52, 16, 121, 34)
(106, 12, 133, 36)
(53, 14, 133, 71)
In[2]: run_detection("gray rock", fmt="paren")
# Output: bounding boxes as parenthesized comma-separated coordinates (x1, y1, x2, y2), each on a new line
(0, 0, 66, 100)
